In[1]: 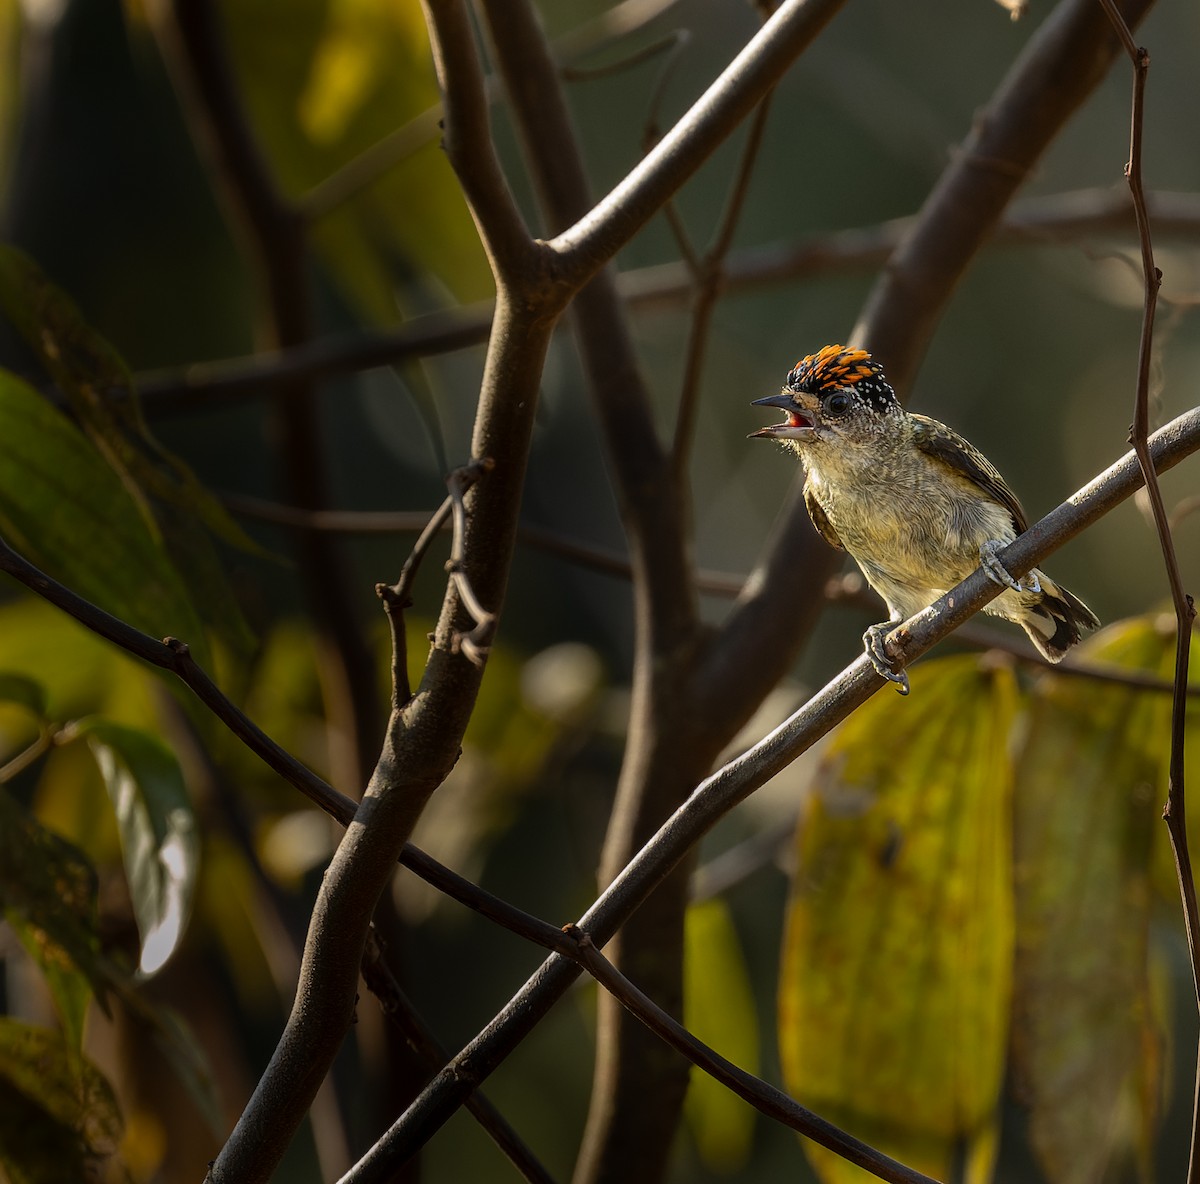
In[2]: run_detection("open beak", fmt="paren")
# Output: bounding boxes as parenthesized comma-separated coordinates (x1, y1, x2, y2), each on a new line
(749, 393, 817, 439)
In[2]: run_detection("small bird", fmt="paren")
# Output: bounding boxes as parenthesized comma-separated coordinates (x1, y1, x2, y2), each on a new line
(751, 344, 1099, 694)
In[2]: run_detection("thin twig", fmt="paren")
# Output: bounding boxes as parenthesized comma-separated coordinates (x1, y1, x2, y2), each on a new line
(444, 459, 497, 665)
(0, 726, 55, 783)
(671, 93, 773, 474)
(394, 499, 455, 602)
(1094, 5, 1199, 1181)
(128, 189, 1200, 412)
(638, 31, 703, 275)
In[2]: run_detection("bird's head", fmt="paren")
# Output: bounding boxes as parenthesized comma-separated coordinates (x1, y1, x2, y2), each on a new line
(750, 345, 899, 448)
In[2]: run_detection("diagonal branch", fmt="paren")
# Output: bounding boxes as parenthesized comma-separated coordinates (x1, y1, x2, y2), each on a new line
(548, 0, 846, 281)
(421, 0, 536, 281)
(130, 188, 1200, 412)
(342, 405, 1200, 1178)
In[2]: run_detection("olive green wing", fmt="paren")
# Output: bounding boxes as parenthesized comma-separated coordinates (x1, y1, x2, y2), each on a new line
(910, 414, 1028, 533)
(804, 482, 844, 551)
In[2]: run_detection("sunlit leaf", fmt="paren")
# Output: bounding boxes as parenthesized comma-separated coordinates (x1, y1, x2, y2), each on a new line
(0, 1019, 123, 1184)
(206, 0, 490, 315)
(0, 369, 209, 662)
(1012, 617, 1181, 1184)
(79, 720, 199, 977)
(683, 897, 759, 1173)
(0, 786, 111, 1022)
(779, 656, 1018, 1183)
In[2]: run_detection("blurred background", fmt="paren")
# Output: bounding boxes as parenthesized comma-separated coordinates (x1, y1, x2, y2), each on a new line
(0, 0, 1197, 1180)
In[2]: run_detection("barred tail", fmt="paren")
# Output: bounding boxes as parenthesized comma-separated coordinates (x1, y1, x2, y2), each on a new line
(1019, 574, 1101, 662)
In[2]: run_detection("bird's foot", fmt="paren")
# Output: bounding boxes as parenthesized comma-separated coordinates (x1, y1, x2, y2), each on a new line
(863, 622, 909, 696)
(979, 539, 1040, 594)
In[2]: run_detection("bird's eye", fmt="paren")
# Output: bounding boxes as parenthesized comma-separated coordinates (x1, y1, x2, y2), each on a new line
(826, 392, 851, 415)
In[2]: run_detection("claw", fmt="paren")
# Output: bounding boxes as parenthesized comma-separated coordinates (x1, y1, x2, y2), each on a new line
(863, 622, 909, 696)
(979, 539, 1040, 594)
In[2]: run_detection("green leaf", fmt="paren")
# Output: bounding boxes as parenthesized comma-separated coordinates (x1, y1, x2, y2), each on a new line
(0, 1019, 122, 1184)
(0, 672, 47, 719)
(79, 720, 199, 977)
(1012, 617, 1177, 1184)
(0, 246, 259, 658)
(0, 786, 111, 1023)
(778, 656, 1018, 1184)
(0, 368, 209, 663)
(683, 898, 759, 1174)
(10, 919, 95, 1058)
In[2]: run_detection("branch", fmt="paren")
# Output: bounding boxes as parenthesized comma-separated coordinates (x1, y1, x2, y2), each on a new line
(130, 189, 1200, 411)
(421, 0, 538, 282)
(203, 3, 566, 1174)
(561, 927, 938, 1184)
(1094, 4, 1198, 1179)
(343, 406, 1200, 1176)
(671, 92, 774, 474)
(549, 0, 847, 280)
(359, 931, 559, 1184)
(353, 860, 940, 1184)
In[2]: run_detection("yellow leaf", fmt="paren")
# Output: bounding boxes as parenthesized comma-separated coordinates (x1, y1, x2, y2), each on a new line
(1013, 615, 1187, 1184)
(779, 655, 1018, 1183)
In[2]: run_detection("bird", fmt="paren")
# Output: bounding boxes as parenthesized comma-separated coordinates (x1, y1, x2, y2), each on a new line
(750, 344, 1099, 695)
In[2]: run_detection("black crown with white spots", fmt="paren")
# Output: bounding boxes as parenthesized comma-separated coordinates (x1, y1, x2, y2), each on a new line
(785, 345, 898, 414)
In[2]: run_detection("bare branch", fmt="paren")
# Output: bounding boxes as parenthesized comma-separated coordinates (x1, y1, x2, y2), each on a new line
(444, 459, 498, 665)
(360, 931, 559, 1184)
(1094, 4, 1198, 1179)
(562, 926, 939, 1184)
(359, 857, 941, 1184)
(421, 0, 540, 283)
(130, 189, 1200, 411)
(340, 405, 1200, 1178)
(671, 93, 774, 474)
(548, 0, 847, 281)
